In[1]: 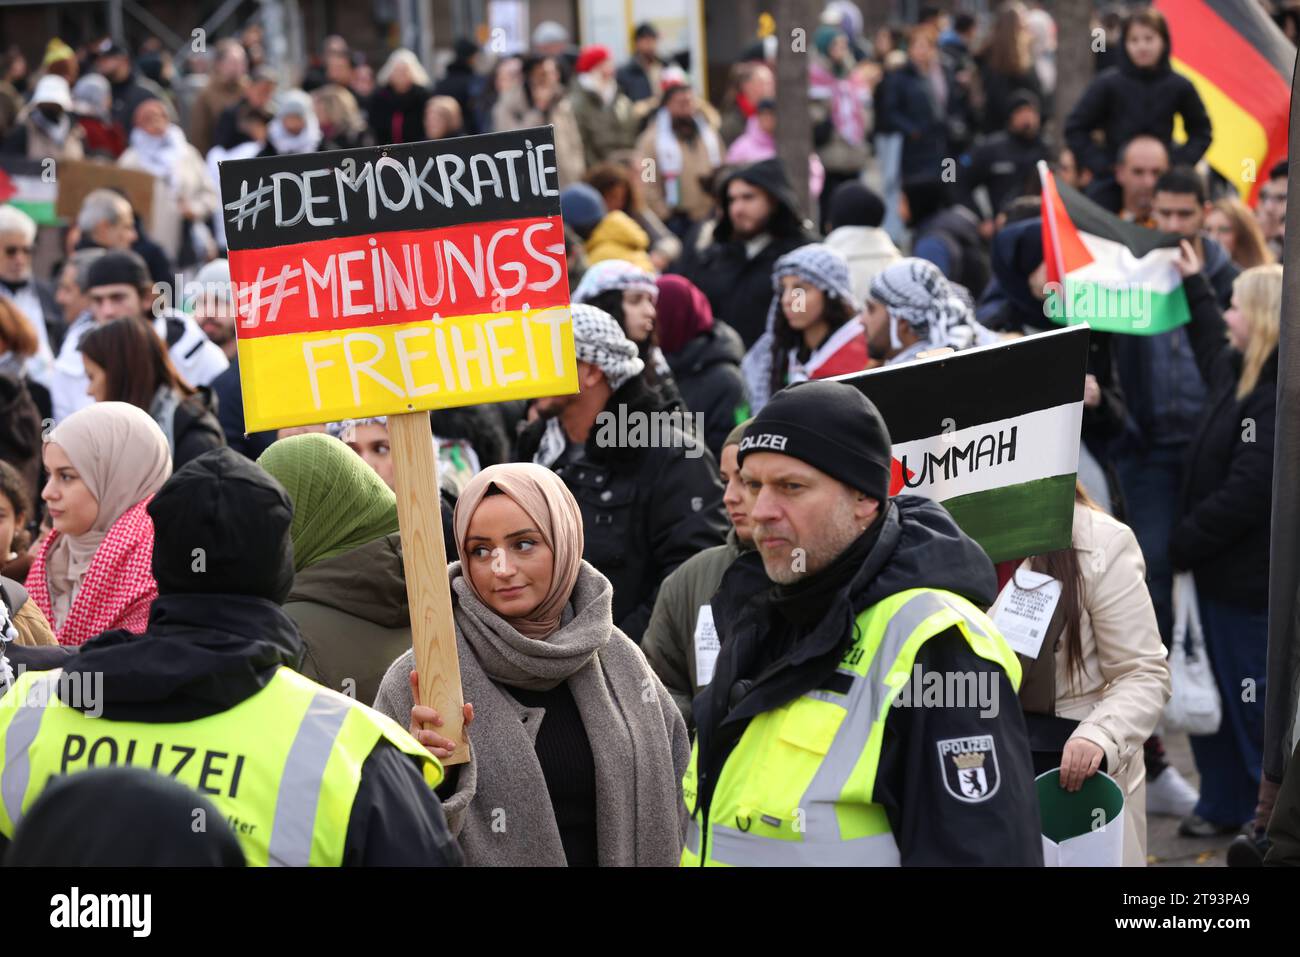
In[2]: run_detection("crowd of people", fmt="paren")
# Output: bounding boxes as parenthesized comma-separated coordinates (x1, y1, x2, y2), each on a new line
(0, 1, 1295, 868)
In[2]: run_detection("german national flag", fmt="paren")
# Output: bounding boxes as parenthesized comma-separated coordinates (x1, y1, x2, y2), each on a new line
(1156, 0, 1294, 204)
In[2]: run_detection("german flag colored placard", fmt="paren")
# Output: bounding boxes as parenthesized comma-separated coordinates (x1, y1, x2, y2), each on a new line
(218, 127, 578, 432)
(833, 326, 1090, 563)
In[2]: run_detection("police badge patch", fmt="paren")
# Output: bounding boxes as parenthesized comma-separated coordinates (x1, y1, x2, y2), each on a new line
(936, 735, 1000, 803)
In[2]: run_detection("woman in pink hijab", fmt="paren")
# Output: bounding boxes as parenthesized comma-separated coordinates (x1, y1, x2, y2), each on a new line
(374, 462, 688, 867)
(27, 402, 172, 646)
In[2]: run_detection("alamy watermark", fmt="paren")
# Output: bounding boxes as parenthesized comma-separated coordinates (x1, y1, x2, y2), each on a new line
(593, 405, 706, 459)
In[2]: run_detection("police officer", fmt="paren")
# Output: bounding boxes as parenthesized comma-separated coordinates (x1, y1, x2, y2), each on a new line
(684, 380, 1043, 866)
(0, 448, 461, 866)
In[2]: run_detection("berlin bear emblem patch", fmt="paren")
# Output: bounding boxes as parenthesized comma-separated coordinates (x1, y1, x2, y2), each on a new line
(936, 735, 1000, 803)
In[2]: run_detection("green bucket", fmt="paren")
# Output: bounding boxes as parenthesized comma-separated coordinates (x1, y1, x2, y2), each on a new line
(1035, 769, 1126, 866)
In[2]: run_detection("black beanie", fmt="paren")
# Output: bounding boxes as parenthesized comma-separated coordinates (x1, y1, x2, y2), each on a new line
(737, 379, 892, 502)
(148, 447, 297, 603)
(85, 249, 150, 290)
(828, 181, 886, 229)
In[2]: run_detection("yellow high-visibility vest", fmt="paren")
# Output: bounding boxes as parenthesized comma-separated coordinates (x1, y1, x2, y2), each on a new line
(681, 588, 1021, 866)
(0, 665, 442, 866)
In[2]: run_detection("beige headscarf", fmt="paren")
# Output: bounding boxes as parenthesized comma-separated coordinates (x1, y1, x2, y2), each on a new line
(452, 463, 584, 640)
(44, 402, 172, 625)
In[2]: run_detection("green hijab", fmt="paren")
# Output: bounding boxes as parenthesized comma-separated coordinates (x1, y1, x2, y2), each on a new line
(258, 433, 399, 572)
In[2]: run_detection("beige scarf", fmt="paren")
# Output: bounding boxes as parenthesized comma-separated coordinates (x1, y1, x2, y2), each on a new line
(44, 402, 171, 626)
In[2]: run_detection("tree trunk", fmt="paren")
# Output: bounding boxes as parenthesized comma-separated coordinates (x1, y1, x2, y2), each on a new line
(774, 0, 814, 222)
(1045, 0, 1094, 151)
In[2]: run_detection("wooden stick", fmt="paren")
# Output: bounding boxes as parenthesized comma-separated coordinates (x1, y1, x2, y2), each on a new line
(388, 411, 468, 766)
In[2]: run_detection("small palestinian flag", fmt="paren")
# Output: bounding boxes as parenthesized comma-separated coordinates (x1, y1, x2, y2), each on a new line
(835, 326, 1089, 563)
(1039, 162, 1191, 336)
(1156, 0, 1292, 205)
(0, 159, 59, 225)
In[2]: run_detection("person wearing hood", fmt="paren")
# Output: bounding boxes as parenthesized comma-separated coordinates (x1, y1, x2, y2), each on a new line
(262, 89, 322, 156)
(671, 158, 815, 350)
(862, 257, 998, 367)
(684, 380, 1042, 866)
(572, 259, 679, 403)
(1064, 8, 1211, 212)
(959, 90, 1051, 224)
(70, 72, 125, 158)
(374, 462, 689, 866)
(257, 433, 406, 705)
(566, 45, 638, 169)
(0, 447, 461, 866)
(433, 38, 484, 136)
(644, 420, 754, 727)
(655, 274, 749, 463)
(118, 98, 219, 267)
(822, 181, 902, 304)
(515, 305, 727, 643)
(742, 243, 868, 414)
(78, 317, 225, 469)
(1, 74, 84, 161)
(26, 402, 171, 647)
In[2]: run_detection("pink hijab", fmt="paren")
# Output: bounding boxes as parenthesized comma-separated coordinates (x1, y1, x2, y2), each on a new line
(452, 463, 584, 640)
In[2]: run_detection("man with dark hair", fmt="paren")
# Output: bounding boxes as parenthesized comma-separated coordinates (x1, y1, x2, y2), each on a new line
(960, 90, 1052, 225)
(1152, 166, 1238, 308)
(1258, 158, 1287, 259)
(617, 22, 668, 110)
(672, 158, 815, 348)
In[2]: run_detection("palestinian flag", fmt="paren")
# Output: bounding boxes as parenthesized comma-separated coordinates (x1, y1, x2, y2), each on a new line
(1039, 163, 1191, 336)
(1156, 0, 1293, 205)
(0, 159, 59, 225)
(835, 326, 1089, 563)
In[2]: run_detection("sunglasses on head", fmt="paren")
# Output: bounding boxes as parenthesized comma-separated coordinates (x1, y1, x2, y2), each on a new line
(2, 245, 33, 257)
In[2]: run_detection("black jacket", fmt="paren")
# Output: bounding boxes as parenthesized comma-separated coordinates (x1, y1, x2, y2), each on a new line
(0, 593, 462, 866)
(977, 58, 1050, 135)
(616, 56, 668, 105)
(670, 159, 815, 349)
(664, 321, 751, 463)
(960, 129, 1051, 218)
(211, 355, 276, 459)
(0, 371, 42, 508)
(876, 61, 951, 174)
(1064, 48, 1212, 180)
(167, 388, 227, 469)
(912, 204, 990, 295)
(369, 84, 433, 145)
(515, 375, 729, 642)
(1168, 272, 1276, 609)
(691, 496, 1042, 865)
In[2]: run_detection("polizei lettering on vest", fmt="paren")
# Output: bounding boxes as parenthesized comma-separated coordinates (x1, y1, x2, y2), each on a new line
(59, 734, 247, 798)
(899, 426, 1018, 489)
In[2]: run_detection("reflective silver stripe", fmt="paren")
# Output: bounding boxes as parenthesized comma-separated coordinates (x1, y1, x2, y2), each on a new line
(1, 676, 60, 830)
(685, 817, 701, 855)
(802, 591, 952, 839)
(266, 690, 352, 867)
(708, 823, 900, 867)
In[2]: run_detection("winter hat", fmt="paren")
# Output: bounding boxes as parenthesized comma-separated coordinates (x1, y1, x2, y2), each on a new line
(532, 21, 570, 48)
(737, 379, 892, 503)
(86, 250, 150, 291)
(575, 45, 612, 74)
(868, 257, 978, 348)
(571, 259, 658, 304)
(30, 75, 72, 112)
(42, 39, 77, 69)
(149, 447, 296, 603)
(570, 303, 644, 389)
(654, 274, 714, 355)
(71, 74, 111, 119)
(257, 433, 399, 572)
(560, 183, 607, 237)
(828, 180, 886, 229)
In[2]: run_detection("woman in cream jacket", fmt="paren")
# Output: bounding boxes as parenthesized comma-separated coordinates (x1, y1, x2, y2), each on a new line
(1011, 487, 1171, 865)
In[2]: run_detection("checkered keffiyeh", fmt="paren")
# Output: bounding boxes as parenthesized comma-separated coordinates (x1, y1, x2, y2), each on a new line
(570, 303, 644, 390)
(26, 498, 159, 647)
(571, 259, 659, 304)
(868, 257, 982, 348)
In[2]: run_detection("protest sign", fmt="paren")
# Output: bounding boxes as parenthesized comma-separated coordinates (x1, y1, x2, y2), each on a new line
(220, 128, 578, 763)
(54, 159, 154, 224)
(835, 325, 1089, 562)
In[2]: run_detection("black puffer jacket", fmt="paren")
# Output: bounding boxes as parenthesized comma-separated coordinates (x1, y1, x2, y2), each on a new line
(166, 388, 227, 469)
(671, 159, 815, 349)
(1168, 272, 1276, 609)
(515, 375, 729, 642)
(1064, 44, 1212, 179)
(665, 321, 751, 463)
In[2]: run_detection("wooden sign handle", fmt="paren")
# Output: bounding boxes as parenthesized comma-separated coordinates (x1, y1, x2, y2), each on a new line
(388, 412, 468, 766)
